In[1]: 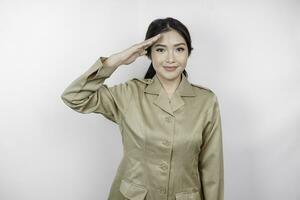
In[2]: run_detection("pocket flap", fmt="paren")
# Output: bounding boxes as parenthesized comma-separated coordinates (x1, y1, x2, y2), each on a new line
(119, 179, 148, 200)
(175, 191, 200, 200)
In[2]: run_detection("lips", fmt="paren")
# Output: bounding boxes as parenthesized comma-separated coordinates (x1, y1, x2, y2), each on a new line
(164, 66, 177, 71)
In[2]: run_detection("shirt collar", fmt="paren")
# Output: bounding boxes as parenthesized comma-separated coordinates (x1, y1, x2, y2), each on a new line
(144, 73, 196, 97)
(143, 73, 195, 116)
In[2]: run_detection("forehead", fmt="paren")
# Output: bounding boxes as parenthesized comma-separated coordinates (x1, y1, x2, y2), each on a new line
(155, 29, 186, 45)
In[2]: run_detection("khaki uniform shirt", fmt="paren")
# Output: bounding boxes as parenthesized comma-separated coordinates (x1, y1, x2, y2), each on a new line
(61, 57, 224, 200)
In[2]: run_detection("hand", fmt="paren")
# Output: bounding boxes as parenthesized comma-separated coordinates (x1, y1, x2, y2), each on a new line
(104, 34, 161, 68)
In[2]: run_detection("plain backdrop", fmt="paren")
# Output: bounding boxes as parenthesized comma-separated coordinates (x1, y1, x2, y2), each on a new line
(0, 0, 299, 199)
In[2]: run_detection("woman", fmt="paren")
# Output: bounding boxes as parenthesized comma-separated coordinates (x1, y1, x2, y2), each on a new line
(61, 17, 224, 200)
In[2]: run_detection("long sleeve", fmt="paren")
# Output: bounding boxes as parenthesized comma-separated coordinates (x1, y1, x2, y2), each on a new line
(60, 56, 132, 124)
(198, 94, 224, 200)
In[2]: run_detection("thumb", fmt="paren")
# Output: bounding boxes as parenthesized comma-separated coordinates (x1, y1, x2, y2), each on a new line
(140, 50, 147, 56)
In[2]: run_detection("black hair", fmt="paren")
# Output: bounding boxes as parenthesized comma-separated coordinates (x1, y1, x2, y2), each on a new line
(144, 17, 193, 79)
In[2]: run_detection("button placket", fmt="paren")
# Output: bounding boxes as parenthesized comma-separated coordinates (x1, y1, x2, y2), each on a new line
(162, 139, 171, 146)
(158, 187, 167, 194)
(159, 162, 168, 171)
(158, 116, 173, 199)
(164, 116, 172, 123)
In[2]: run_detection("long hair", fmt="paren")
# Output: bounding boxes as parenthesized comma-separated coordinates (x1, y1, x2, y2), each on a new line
(144, 17, 194, 79)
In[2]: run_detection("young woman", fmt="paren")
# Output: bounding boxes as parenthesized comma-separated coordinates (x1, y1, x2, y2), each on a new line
(61, 17, 224, 200)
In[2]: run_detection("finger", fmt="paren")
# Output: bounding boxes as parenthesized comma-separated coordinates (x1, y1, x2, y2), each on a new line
(144, 34, 161, 45)
(134, 39, 157, 54)
(139, 50, 147, 56)
(137, 34, 161, 49)
(147, 33, 161, 43)
(129, 34, 161, 55)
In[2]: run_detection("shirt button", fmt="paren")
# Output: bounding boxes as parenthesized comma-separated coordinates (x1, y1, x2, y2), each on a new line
(164, 116, 172, 123)
(160, 163, 168, 171)
(159, 187, 167, 194)
(162, 140, 171, 146)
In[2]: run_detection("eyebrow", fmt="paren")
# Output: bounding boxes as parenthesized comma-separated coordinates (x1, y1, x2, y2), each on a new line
(153, 43, 186, 48)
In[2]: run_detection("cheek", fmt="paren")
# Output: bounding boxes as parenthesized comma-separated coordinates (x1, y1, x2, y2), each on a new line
(151, 54, 164, 65)
(178, 54, 188, 64)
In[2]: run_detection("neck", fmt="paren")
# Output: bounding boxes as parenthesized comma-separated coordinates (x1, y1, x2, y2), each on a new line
(156, 74, 182, 98)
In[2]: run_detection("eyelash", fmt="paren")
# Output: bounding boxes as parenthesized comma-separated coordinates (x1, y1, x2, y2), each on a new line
(156, 47, 185, 52)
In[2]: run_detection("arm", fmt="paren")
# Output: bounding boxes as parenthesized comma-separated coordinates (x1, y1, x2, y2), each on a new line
(61, 34, 162, 124)
(198, 94, 224, 200)
(60, 56, 132, 124)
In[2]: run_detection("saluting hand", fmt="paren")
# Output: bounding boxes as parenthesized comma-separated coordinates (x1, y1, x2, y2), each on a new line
(103, 34, 161, 68)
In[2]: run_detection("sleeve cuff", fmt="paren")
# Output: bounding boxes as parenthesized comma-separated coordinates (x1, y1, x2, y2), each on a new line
(85, 56, 118, 80)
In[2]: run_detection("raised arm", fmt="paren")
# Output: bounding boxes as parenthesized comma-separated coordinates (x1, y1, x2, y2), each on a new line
(60, 56, 131, 124)
(198, 94, 224, 200)
(61, 33, 162, 124)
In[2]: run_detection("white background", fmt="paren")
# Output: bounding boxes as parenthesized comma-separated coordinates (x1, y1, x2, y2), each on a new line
(0, 0, 299, 199)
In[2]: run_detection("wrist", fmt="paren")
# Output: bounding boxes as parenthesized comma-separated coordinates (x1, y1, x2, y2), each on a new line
(103, 54, 122, 68)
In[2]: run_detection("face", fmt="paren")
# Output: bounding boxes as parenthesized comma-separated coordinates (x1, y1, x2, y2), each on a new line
(150, 29, 189, 82)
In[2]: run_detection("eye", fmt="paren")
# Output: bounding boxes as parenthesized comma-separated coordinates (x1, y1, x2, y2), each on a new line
(156, 48, 165, 52)
(177, 47, 185, 52)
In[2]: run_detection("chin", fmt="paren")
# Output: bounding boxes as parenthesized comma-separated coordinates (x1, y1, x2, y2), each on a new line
(160, 73, 181, 81)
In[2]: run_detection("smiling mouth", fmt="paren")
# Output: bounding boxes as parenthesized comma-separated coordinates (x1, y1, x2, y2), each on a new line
(164, 66, 177, 71)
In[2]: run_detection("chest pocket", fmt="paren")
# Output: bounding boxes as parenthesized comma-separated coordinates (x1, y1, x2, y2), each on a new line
(119, 179, 148, 200)
(175, 191, 201, 200)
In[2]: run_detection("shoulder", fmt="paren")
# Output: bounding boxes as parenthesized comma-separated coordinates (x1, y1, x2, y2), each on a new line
(122, 77, 153, 88)
(190, 82, 215, 96)
(114, 77, 151, 87)
(190, 82, 219, 106)
(114, 77, 151, 93)
(130, 77, 153, 85)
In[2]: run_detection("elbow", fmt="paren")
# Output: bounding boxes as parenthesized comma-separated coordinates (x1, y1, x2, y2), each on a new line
(60, 91, 71, 105)
(60, 93, 93, 114)
(60, 92, 76, 111)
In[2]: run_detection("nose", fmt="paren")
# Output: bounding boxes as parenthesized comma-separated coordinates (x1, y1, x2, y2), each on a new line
(166, 51, 175, 63)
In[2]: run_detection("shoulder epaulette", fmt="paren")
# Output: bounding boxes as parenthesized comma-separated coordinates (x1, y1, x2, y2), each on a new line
(132, 78, 153, 84)
(191, 83, 213, 93)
